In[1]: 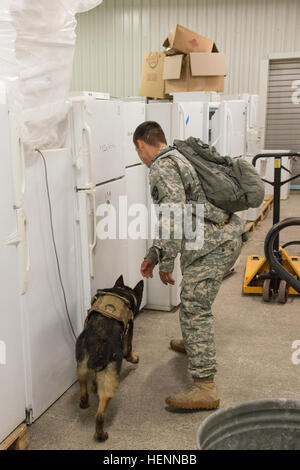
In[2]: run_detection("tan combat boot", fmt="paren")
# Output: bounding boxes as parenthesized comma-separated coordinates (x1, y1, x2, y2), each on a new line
(170, 338, 186, 354)
(165, 379, 220, 410)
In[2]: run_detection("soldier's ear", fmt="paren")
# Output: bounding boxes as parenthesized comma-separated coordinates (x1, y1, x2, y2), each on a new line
(114, 275, 125, 288)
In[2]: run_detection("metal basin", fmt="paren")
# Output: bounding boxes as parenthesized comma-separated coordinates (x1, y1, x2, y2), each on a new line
(197, 399, 300, 450)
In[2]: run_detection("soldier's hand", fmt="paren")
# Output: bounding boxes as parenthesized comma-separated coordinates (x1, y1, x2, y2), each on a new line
(159, 271, 175, 285)
(141, 258, 155, 278)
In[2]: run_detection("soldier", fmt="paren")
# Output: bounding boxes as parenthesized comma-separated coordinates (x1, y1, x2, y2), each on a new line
(133, 121, 248, 410)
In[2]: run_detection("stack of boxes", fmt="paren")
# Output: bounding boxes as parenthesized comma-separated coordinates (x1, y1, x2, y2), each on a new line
(140, 24, 227, 100)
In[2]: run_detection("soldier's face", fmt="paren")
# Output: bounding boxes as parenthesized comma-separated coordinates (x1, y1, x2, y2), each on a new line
(135, 140, 150, 167)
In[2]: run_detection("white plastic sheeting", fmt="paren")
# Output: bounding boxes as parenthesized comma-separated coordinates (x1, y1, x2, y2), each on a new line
(0, 0, 102, 150)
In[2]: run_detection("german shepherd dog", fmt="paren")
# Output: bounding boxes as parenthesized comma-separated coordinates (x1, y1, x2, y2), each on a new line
(75, 275, 144, 441)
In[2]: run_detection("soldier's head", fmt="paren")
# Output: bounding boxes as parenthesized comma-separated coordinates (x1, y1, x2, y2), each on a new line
(133, 121, 167, 167)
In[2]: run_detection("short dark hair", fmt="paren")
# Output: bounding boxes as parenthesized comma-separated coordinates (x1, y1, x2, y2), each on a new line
(133, 121, 167, 147)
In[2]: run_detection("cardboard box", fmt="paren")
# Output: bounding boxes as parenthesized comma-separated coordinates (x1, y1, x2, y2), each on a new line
(163, 24, 218, 54)
(163, 52, 226, 93)
(139, 51, 170, 99)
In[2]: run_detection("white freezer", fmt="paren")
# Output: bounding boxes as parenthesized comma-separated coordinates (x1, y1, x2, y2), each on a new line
(0, 104, 26, 442)
(125, 164, 148, 308)
(172, 101, 206, 141)
(122, 101, 146, 166)
(211, 100, 247, 157)
(146, 102, 173, 145)
(22, 148, 82, 422)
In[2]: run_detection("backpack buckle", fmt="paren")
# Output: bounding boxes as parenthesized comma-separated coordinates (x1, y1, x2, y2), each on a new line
(217, 219, 229, 227)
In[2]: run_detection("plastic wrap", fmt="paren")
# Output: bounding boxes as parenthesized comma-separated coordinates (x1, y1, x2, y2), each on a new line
(0, 0, 103, 150)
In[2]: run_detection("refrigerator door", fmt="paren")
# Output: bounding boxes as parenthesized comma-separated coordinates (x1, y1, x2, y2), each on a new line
(0, 104, 26, 442)
(68, 98, 94, 190)
(125, 164, 148, 308)
(123, 101, 146, 166)
(146, 102, 173, 145)
(22, 148, 81, 421)
(86, 99, 125, 184)
(172, 102, 205, 141)
(91, 178, 129, 293)
(203, 102, 220, 145)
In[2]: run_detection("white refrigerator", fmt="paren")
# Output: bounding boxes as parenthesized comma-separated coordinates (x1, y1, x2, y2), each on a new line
(145, 102, 181, 311)
(69, 97, 129, 316)
(0, 103, 26, 441)
(21, 147, 82, 423)
(122, 99, 148, 308)
(210, 100, 247, 158)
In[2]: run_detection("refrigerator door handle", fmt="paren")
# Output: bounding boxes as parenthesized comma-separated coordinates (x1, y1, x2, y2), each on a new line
(250, 100, 256, 129)
(19, 137, 26, 202)
(227, 108, 233, 156)
(10, 116, 25, 208)
(83, 122, 94, 189)
(6, 209, 30, 294)
(179, 104, 186, 139)
(87, 189, 97, 278)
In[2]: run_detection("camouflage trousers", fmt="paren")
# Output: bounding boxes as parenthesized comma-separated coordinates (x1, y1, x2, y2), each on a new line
(179, 236, 242, 380)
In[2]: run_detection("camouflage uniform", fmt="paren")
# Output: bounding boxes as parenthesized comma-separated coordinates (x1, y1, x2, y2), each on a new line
(146, 146, 248, 380)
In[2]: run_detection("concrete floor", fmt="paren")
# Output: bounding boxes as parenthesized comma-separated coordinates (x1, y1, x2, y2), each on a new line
(27, 193, 300, 450)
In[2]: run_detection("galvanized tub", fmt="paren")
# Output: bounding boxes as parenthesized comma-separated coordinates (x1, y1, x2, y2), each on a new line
(197, 399, 300, 450)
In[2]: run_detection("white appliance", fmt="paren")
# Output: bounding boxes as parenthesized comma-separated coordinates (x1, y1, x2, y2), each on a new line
(221, 94, 260, 157)
(0, 103, 26, 441)
(239, 94, 259, 130)
(122, 99, 147, 307)
(172, 101, 206, 141)
(172, 91, 220, 103)
(210, 100, 247, 157)
(202, 101, 220, 145)
(21, 148, 82, 423)
(69, 97, 129, 315)
(146, 101, 173, 144)
(145, 102, 182, 311)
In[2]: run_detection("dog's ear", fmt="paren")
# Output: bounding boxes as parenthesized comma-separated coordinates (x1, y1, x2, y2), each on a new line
(133, 280, 144, 303)
(114, 275, 125, 288)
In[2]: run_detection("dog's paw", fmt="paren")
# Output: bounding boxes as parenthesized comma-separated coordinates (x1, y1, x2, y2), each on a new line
(127, 354, 139, 364)
(79, 396, 90, 409)
(94, 431, 109, 442)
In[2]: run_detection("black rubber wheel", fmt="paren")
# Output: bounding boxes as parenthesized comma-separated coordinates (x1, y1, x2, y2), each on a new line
(278, 280, 289, 304)
(263, 279, 272, 302)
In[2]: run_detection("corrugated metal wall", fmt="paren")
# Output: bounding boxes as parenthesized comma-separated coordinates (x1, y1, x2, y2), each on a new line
(71, 0, 300, 97)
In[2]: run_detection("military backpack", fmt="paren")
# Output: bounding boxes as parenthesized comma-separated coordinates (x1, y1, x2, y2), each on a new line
(161, 137, 265, 213)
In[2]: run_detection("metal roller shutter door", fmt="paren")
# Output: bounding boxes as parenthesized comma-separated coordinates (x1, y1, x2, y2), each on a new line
(265, 59, 300, 187)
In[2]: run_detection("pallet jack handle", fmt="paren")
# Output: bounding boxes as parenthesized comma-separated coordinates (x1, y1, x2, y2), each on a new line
(252, 152, 300, 188)
(264, 218, 300, 294)
(252, 152, 300, 251)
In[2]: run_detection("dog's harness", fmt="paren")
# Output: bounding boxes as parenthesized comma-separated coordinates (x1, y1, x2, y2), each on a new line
(85, 288, 137, 334)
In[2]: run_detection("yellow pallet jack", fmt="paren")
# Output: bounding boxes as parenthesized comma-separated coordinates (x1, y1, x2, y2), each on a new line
(243, 151, 300, 303)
